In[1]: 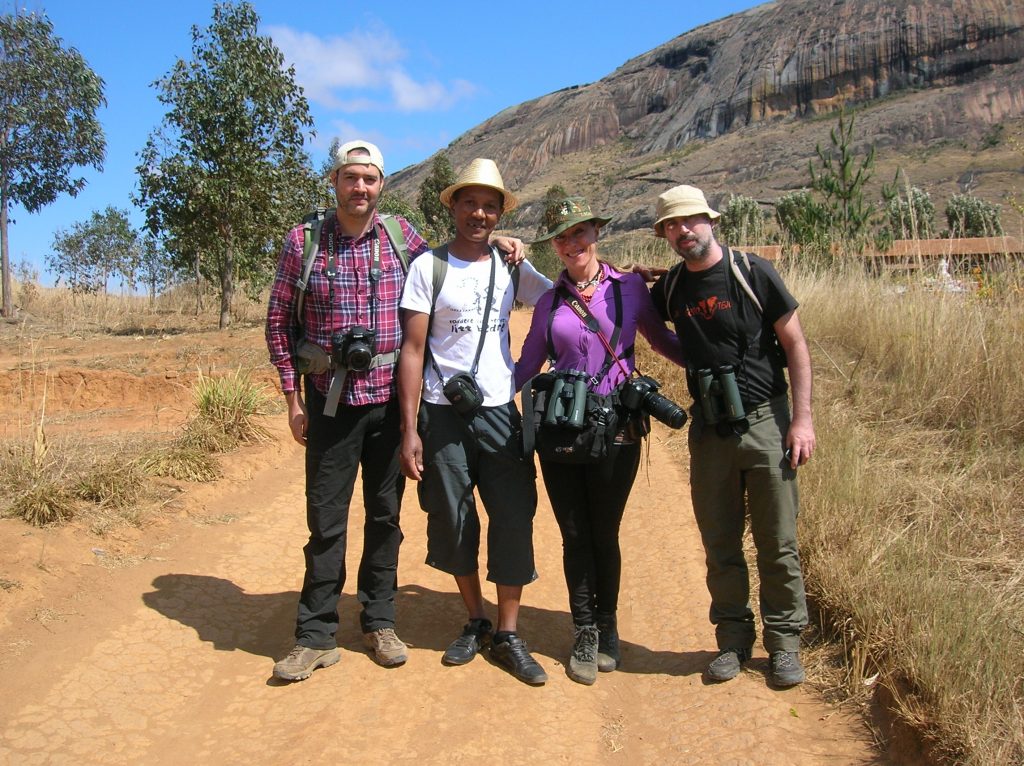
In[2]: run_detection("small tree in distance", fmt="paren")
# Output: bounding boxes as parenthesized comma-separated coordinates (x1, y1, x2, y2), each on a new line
(46, 206, 141, 294)
(528, 184, 569, 279)
(718, 194, 767, 246)
(0, 11, 106, 316)
(945, 193, 1003, 238)
(417, 153, 456, 244)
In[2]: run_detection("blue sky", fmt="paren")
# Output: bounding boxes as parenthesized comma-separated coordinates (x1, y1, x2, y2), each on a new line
(6, 0, 761, 285)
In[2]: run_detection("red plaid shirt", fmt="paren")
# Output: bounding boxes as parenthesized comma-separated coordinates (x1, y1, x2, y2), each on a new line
(265, 211, 429, 405)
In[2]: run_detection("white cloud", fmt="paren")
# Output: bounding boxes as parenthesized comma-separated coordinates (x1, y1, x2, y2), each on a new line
(268, 23, 476, 113)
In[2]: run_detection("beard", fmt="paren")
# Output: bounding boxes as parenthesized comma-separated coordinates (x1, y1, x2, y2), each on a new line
(672, 231, 713, 262)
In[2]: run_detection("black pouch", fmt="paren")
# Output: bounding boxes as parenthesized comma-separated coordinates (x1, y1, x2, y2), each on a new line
(532, 388, 618, 464)
(443, 372, 484, 416)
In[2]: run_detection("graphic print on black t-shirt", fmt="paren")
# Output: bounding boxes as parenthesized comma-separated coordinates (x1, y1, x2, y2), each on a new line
(667, 255, 792, 407)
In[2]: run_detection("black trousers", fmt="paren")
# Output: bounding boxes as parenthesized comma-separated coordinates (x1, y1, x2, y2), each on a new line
(295, 385, 405, 648)
(539, 441, 641, 625)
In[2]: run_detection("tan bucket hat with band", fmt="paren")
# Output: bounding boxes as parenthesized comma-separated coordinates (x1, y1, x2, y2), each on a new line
(440, 158, 518, 213)
(329, 139, 385, 178)
(653, 184, 720, 237)
(531, 196, 612, 244)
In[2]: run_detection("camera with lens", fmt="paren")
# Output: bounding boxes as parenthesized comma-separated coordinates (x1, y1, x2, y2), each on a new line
(618, 375, 686, 429)
(697, 365, 749, 436)
(331, 325, 376, 371)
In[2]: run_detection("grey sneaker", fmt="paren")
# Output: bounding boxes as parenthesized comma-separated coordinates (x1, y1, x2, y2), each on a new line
(273, 645, 340, 681)
(705, 648, 751, 682)
(769, 650, 805, 687)
(567, 624, 599, 685)
(363, 627, 408, 666)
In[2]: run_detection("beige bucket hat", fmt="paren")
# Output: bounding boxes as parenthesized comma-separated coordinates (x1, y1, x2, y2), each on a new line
(329, 139, 385, 178)
(440, 158, 518, 213)
(653, 185, 720, 237)
(531, 197, 612, 244)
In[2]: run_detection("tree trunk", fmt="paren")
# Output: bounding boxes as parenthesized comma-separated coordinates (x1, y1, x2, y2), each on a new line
(219, 241, 233, 329)
(1, 187, 12, 318)
(194, 252, 203, 316)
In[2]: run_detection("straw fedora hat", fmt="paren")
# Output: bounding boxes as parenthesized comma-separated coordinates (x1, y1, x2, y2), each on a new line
(653, 185, 720, 237)
(439, 158, 518, 213)
(531, 197, 612, 244)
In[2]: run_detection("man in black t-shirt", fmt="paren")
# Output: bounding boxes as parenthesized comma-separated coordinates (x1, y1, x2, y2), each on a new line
(650, 185, 816, 688)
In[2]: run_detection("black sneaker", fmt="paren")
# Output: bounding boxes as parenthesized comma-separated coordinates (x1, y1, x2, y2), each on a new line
(490, 634, 548, 685)
(768, 650, 805, 687)
(442, 618, 493, 666)
(705, 648, 751, 682)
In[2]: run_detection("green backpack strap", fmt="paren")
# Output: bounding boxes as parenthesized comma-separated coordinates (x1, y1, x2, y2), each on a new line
(379, 214, 410, 273)
(296, 207, 330, 327)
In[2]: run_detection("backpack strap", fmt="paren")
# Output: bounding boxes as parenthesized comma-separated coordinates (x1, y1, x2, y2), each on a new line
(728, 248, 763, 314)
(295, 208, 411, 327)
(295, 207, 329, 326)
(379, 214, 410, 273)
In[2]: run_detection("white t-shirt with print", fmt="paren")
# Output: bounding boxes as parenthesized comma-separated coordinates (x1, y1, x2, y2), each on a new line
(400, 247, 550, 407)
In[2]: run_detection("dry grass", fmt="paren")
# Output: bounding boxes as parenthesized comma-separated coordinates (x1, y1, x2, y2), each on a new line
(636, 255, 1024, 765)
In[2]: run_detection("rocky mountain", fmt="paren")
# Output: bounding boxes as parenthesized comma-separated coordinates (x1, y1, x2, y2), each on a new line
(389, 0, 1024, 242)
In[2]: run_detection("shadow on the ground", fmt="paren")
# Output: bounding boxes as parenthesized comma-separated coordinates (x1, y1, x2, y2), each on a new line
(142, 575, 708, 678)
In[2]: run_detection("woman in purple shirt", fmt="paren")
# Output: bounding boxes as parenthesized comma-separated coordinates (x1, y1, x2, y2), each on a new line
(515, 197, 685, 685)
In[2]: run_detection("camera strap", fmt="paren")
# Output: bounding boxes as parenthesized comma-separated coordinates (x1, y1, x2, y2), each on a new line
(425, 245, 498, 388)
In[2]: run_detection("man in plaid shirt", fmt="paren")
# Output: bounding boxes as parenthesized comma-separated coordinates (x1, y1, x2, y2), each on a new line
(266, 140, 522, 682)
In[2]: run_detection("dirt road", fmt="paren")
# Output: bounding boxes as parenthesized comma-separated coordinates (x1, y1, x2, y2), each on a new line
(0, 317, 883, 765)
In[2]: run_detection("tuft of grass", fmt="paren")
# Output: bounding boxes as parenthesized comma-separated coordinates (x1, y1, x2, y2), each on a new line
(9, 480, 78, 526)
(73, 454, 145, 509)
(189, 367, 272, 449)
(138, 443, 221, 482)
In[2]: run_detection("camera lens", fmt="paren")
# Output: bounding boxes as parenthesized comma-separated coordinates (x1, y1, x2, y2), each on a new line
(642, 391, 687, 429)
(346, 342, 373, 371)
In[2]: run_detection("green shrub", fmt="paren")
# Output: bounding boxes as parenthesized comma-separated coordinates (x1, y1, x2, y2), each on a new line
(946, 193, 1003, 238)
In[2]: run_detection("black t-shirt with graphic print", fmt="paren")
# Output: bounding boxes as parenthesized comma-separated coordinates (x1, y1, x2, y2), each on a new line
(651, 251, 798, 408)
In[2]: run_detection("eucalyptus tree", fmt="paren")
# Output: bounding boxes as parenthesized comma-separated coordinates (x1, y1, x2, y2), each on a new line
(0, 11, 105, 316)
(136, 1, 318, 328)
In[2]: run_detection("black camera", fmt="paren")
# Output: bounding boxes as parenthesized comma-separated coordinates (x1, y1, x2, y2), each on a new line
(443, 372, 484, 416)
(331, 326, 376, 371)
(618, 375, 686, 429)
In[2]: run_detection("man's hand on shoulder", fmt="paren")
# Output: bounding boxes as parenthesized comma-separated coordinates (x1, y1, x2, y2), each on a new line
(626, 263, 668, 283)
(492, 235, 525, 265)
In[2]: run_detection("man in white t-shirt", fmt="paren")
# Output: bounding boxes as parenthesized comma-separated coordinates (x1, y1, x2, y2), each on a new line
(397, 158, 552, 684)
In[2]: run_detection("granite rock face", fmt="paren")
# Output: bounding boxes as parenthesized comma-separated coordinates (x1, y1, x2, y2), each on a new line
(391, 0, 1023, 192)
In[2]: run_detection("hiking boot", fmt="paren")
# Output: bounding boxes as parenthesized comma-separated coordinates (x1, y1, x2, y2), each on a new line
(705, 648, 751, 682)
(442, 618, 493, 666)
(362, 627, 408, 667)
(490, 634, 548, 685)
(769, 650, 805, 687)
(567, 624, 599, 685)
(272, 645, 340, 681)
(595, 612, 620, 672)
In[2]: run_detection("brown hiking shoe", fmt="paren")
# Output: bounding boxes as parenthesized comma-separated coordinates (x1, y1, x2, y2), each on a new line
(363, 627, 408, 666)
(273, 645, 340, 681)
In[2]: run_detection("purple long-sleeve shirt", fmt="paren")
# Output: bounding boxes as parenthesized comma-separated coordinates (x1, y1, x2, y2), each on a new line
(515, 262, 686, 395)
